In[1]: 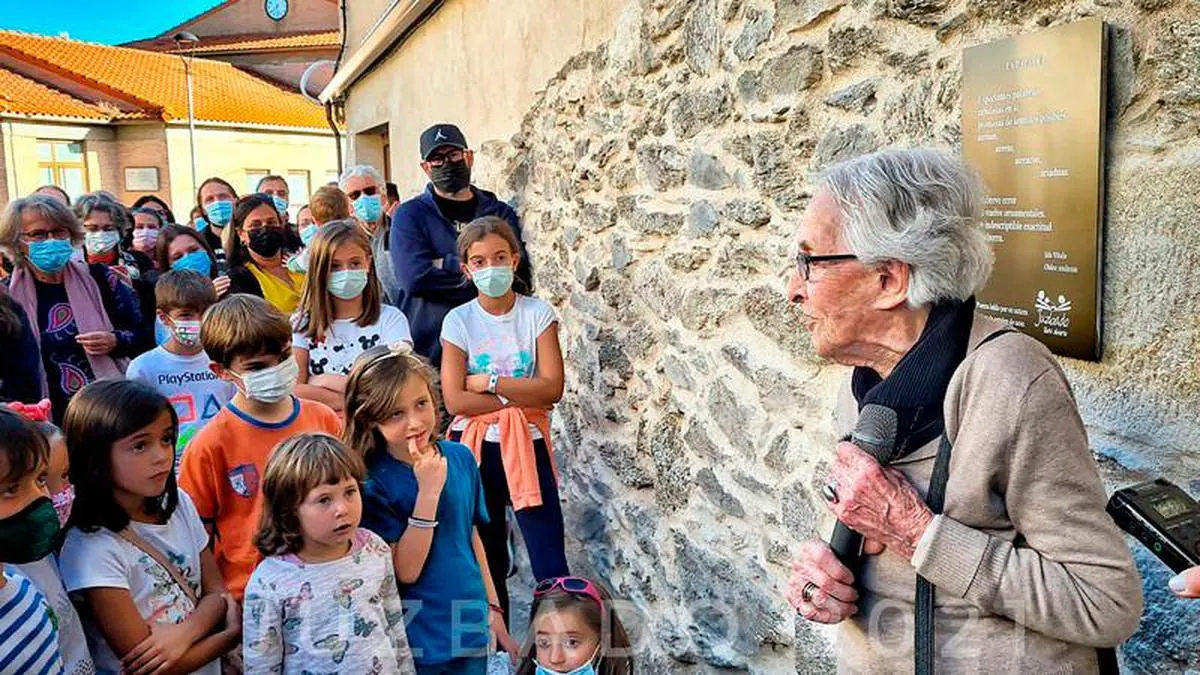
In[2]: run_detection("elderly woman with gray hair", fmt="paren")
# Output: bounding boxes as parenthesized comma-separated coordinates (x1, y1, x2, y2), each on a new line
(784, 149, 1142, 672)
(0, 195, 147, 421)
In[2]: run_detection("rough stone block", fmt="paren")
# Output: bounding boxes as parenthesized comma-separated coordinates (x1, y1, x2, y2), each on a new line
(686, 200, 721, 236)
(684, 0, 721, 75)
(688, 150, 733, 190)
(696, 467, 747, 517)
(824, 79, 878, 113)
(732, 5, 775, 61)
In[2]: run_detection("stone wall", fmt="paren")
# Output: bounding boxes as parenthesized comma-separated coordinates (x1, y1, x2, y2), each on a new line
(468, 0, 1200, 672)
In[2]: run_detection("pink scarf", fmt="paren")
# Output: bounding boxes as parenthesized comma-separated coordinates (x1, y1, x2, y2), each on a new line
(8, 261, 128, 398)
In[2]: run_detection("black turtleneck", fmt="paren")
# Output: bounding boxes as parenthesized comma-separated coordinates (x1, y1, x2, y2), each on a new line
(432, 189, 478, 227)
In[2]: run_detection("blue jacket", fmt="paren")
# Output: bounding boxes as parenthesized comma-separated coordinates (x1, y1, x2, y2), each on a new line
(389, 184, 533, 365)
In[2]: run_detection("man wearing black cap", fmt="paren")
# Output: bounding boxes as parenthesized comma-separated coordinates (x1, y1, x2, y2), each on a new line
(390, 123, 534, 366)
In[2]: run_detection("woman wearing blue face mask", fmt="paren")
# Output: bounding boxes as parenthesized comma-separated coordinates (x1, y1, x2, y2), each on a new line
(340, 165, 402, 307)
(196, 176, 238, 269)
(0, 196, 148, 421)
(156, 224, 230, 297)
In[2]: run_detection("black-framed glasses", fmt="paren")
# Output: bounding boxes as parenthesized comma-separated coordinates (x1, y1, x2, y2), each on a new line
(425, 149, 465, 167)
(347, 185, 378, 201)
(21, 227, 72, 243)
(795, 251, 859, 281)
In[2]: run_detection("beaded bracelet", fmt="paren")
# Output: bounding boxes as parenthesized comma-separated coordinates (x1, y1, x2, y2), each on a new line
(408, 517, 438, 529)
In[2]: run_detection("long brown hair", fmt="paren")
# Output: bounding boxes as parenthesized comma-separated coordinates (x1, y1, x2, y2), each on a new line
(195, 177, 238, 213)
(294, 220, 381, 342)
(515, 581, 634, 675)
(253, 433, 366, 557)
(342, 344, 441, 460)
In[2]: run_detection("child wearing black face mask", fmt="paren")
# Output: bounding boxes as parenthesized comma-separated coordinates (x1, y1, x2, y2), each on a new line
(0, 407, 93, 674)
(222, 193, 306, 315)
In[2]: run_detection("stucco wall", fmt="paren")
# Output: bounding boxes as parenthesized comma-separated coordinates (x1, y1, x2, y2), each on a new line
(342, 0, 627, 194)
(164, 125, 338, 214)
(341, 0, 1200, 672)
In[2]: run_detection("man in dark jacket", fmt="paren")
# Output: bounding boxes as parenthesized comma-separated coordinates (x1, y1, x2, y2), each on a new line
(390, 123, 533, 366)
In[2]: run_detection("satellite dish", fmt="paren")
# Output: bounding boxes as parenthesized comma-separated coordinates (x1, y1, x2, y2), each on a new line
(300, 60, 337, 104)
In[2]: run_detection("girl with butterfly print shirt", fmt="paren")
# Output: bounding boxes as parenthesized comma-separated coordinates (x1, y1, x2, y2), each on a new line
(242, 433, 415, 674)
(293, 221, 412, 416)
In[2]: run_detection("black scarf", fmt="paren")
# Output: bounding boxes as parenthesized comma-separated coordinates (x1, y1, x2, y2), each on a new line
(851, 298, 977, 459)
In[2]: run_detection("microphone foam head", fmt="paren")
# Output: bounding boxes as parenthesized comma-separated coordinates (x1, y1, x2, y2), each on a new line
(854, 404, 899, 462)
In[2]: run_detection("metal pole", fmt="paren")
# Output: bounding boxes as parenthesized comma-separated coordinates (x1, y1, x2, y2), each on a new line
(184, 53, 197, 197)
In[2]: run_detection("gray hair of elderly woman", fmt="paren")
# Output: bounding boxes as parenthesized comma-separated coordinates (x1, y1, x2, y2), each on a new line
(76, 193, 131, 234)
(820, 148, 994, 308)
(338, 164, 383, 190)
(0, 195, 85, 265)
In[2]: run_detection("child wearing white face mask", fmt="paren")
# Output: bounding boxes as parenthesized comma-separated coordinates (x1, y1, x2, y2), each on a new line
(127, 271, 236, 471)
(178, 294, 341, 601)
(292, 221, 412, 415)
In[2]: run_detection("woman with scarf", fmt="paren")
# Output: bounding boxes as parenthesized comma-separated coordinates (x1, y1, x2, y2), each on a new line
(222, 193, 305, 314)
(0, 195, 147, 421)
(784, 149, 1142, 673)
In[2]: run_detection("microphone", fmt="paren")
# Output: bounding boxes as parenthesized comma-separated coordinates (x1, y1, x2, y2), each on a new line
(828, 404, 898, 568)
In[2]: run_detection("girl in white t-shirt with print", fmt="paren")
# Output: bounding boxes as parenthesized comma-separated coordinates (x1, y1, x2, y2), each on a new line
(58, 380, 241, 675)
(440, 216, 570, 628)
(293, 220, 412, 415)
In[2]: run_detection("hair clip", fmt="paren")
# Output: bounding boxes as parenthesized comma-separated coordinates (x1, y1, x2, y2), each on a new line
(388, 341, 414, 356)
(7, 400, 51, 423)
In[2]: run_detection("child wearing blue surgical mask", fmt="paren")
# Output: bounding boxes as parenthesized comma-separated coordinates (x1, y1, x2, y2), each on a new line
(292, 220, 411, 414)
(516, 577, 632, 675)
(440, 215, 569, 628)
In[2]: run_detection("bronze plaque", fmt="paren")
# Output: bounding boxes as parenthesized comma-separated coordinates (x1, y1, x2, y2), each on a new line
(962, 18, 1108, 361)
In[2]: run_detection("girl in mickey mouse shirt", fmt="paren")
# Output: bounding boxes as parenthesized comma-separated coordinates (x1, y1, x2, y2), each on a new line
(293, 221, 412, 416)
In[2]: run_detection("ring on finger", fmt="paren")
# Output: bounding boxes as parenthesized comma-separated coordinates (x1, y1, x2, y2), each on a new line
(822, 481, 839, 504)
(801, 581, 819, 603)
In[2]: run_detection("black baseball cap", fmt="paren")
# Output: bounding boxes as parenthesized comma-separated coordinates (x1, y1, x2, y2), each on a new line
(419, 124, 468, 160)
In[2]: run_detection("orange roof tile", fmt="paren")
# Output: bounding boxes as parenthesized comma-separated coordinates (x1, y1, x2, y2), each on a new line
(0, 67, 112, 120)
(134, 30, 340, 55)
(0, 30, 328, 130)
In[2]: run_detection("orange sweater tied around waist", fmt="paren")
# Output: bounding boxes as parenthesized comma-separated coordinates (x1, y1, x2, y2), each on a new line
(453, 406, 559, 511)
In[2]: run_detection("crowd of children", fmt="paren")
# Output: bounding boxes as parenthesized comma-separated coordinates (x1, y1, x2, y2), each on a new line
(0, 174, 634, 674)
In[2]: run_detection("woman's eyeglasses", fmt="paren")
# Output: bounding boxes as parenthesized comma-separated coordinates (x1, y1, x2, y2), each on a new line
(794, 251, 859, 281)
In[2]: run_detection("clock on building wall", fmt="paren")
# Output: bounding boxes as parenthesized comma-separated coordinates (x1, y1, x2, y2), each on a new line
(265, 0, 288, 21)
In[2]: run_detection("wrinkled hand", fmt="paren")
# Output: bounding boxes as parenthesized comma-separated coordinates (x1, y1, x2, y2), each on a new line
(465, 373, 491, 394)
(213, 275, 231, 297)
(76, 331, 117, 356)
(825, 442, 934, 562)
(490, 610, 519, 663)
(122, 621, 192, 675)
(787, 540, 859, 624)
(1170, 567, 1200, 599)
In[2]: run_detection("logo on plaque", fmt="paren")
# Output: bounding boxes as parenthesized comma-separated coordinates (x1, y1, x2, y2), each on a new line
(1033, 290, 1072, 337)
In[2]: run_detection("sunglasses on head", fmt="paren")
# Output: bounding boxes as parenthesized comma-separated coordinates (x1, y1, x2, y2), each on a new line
(347, 185, 378, 201)
(534, 576, 604, 611)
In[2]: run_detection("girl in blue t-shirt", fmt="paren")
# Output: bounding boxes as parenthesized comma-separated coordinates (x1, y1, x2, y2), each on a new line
(345, 342, 518, 674)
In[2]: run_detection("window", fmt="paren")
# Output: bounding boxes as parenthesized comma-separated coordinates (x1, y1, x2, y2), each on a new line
(286, 170, 310, 219)
(245, 169, 270, 195)
(37, 140, 88, 201)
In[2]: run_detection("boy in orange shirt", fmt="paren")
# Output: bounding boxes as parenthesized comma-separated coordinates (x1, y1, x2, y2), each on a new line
(179, 294, 341, 599)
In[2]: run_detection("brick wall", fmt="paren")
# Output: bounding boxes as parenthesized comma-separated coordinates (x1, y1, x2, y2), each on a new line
(114, 124, 171, 209)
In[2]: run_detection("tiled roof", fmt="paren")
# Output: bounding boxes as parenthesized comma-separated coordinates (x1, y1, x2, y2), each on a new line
(134, 30, 340, 55)
(0, 30, 328, 129)
(0, 67, 113, 120)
